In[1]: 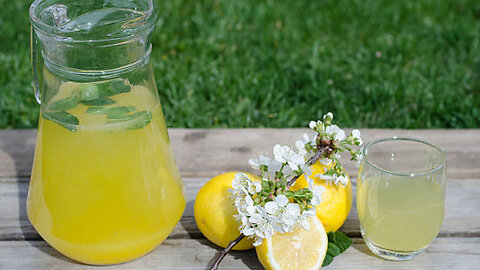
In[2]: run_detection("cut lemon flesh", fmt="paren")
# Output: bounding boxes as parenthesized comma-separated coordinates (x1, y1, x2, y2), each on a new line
(256, 216, 328, 270)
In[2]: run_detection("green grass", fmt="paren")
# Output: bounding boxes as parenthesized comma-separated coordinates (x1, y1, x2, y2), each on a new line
(1, 0, 479, 129)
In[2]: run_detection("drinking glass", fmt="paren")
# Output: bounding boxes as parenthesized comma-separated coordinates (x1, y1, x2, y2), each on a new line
(27, 0, 185, 265)
(357, 137, 446, 260)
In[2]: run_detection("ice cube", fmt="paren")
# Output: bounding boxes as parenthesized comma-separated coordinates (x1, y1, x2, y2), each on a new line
(39, 4, 71, 27)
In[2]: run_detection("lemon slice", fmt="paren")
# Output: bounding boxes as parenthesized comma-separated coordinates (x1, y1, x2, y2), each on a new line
(256, 216, 328, 270)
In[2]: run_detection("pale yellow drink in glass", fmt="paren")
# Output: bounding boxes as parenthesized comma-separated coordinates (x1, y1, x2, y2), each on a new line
(27, 83, 185, 265)
(357, 137, 446, 261)
(357, 175, 445, 252)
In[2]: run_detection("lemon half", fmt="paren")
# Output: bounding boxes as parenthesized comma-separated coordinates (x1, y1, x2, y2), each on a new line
(256, 216, 328, 270)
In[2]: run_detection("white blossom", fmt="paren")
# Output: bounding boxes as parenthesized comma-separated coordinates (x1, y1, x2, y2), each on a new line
(297, 207, 316, 230)
(231, 113, 360, 246)
(295, 140, 307, 156)
(323, 112, 333, 122)
(319, 158, 332, 166)
(303, 133, 311, 142)
(295, 133, 317, 161)
(315, 172, 349, 186)
(325, 125, 346, 141)
(265, 195, 301, 232)
(311, 186, 326, 206)
(336, 175, 349, 186)
(248, 207, 275, 245)
(299, 163, 312, 176)
(261, 158, 285, 180)
(273, 144, 292, 163)
(317, 173, 335, 181)
(248, 154, 271, 169)
(232, 173, 251, 194)
(305, 175, 325, 206)
(248, 181, 262, 194)
(232, 174, 318, 245)
(273, 144, 305, 171)
(309, 120, 325, 132)
(351, 129, 363, 145)
(352, 129, 361, 139)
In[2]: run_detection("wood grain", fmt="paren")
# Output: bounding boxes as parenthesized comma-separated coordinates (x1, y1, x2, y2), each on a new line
(1, 177, 479, 241)
(1, 128, 479, 269)
(0, 238, 479, 270)
(0, 129, 479, 178)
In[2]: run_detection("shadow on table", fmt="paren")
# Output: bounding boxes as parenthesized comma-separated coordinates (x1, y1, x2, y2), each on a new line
(180, 200, 262, 270)
(351, 239, 378, 259)
(2, 130, 73, 264)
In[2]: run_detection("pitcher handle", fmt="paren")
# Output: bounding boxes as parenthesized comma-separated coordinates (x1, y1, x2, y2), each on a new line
(31, 26, 41, 104)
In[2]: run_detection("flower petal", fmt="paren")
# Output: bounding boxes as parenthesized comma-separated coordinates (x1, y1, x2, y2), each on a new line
(336, 129, 346, 141)
(319, 158, 332, 166)
(286, 203, 300, 216)
(248, 158, 259, 169)
(352, 129, 361, 138)
(265, 201, 279, 215)
(275, 194, 289, 207)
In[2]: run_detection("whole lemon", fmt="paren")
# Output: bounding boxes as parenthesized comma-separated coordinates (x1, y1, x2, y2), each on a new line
(291, 162, 352, 232)
(194, 172, 258, 250)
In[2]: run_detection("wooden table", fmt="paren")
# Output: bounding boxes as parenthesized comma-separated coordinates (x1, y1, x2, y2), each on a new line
(1, 128, 479, 269)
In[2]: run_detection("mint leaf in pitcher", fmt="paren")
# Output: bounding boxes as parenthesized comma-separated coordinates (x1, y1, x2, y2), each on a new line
(77, 79, 130, 106)
(81, 97, 116, 106)
(80, 83, 99, 101)
(42, 111, 79, 132)
(48, 92, 79, 111)
(86, 106, 136, 115)
(97, 79, 131, 97)
(108, 111, 152, 130)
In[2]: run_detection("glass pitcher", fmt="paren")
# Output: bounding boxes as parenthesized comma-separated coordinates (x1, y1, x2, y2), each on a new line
(27, 0, 185, 265)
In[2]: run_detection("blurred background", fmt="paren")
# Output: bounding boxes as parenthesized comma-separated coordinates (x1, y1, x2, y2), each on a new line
(0, 0, 479, 129)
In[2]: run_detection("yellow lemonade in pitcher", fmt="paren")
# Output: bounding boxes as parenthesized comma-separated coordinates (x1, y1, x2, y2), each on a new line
(27, 82, 185, 264)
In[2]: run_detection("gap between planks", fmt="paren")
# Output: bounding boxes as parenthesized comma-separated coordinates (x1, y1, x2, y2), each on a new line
(0, 129, 479, 179)
(0, 238, 479, 270)
(1, 177, 479, 241)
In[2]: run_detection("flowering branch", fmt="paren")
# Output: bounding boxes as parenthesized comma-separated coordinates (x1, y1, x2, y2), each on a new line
(207, 112, 362, 269)
(286, 152, 322, 187)
(209, 234, 245, 270)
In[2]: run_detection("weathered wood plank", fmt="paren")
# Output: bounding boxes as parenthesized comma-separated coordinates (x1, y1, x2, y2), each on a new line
(1, 129, 479, 269)
(0, 129, 479, 179)
(1, 177, 479, 241)
(0, 238, 479, 269)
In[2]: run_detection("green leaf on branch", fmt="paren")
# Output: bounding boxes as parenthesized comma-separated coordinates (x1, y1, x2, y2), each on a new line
(322, 231, 352, 267)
